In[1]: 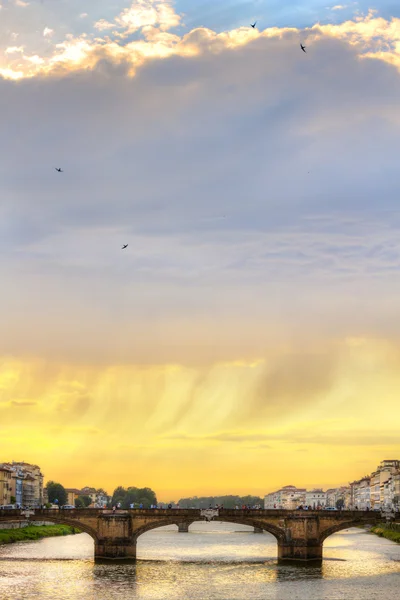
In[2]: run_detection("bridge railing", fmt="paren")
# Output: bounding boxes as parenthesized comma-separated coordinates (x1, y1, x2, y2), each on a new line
(1, 508, 396, 519)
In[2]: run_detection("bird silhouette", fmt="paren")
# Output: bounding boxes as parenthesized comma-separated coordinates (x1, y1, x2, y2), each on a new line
(300, 43, 306, 53)
(55, 167, 63, 172)
(250, 21, 257, 28)
(122, 244, 128, 249)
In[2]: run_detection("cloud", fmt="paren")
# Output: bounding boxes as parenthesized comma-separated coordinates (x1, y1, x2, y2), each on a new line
(1, 338, 400, 495)
(1, 10, 400, 79)
(94, 19, 114, 32)
(1, 26, 400, 365)
(163, 432, 273, 443)
(0, 6, 399, 496)
(43, 28, 54, 38)
(114, 0, 181, 36)
(163, 429, 400, 448)
(252, 352, 337, 420)
(11, 400, 37, 406)
(93, 0, 181, 38)
(5, 46, 24, 54)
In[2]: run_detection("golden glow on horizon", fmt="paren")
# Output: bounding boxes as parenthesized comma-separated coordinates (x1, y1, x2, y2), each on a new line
(1, 337, 400, 499)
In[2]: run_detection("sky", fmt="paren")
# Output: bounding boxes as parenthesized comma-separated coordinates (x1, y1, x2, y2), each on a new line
(1, 1, 400, 501)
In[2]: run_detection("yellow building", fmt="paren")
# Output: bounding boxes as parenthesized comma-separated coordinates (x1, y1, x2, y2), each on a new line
(3, 462, 44, 507)
(0, 464, 13, 505)
(65, 488, 81, 506)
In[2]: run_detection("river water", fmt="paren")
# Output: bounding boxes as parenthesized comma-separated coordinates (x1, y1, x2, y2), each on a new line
(0, 522, 399, 599)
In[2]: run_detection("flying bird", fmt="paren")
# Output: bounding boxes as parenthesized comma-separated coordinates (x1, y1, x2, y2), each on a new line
(55, 167, 63, 172)
(250, 21, 257, 28)
(300, 43, 306, 53)
(122, 244, 128, 249)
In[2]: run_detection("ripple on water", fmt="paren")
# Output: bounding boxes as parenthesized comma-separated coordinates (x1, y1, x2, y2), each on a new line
(0, 524, 399, 599)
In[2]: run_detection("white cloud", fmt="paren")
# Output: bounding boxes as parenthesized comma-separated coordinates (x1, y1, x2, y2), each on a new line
(94, 0, 181, 38)
(5, 46, 24, 54)
(43, 28, 54, 38)
(332, 4, 348, 10)
(94, 19, 114, 32)
(1, 10, 400, 80)
(23, 54, 44, 64)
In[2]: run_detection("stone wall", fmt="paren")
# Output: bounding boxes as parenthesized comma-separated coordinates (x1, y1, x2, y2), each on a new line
(0, 520, 53, 530)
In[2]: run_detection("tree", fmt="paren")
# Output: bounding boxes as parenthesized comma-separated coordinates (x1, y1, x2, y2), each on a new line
(111, 486, 127, 506)
(10, 496, 16, 504)
(111, 486, 157, 508)
(178, 495, 264, 509)
(46, 481, 68, 506)
(78, 495, 92, 507)
(336, 498, 345, 510)
(75, 497, 85, 509)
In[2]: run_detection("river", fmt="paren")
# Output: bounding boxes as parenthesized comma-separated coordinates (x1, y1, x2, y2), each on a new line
(0, 522, 399, 599)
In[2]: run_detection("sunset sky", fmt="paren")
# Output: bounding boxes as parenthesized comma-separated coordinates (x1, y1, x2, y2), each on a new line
(1, 0, 400, 501)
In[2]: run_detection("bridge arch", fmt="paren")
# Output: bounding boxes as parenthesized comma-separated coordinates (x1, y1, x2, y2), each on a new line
(133, 516, 286, 545)
(215, 517, 285, 543)
(27, 514, 99, 543)
(133, 518, 195, 541)
(319, 520, 375, 544)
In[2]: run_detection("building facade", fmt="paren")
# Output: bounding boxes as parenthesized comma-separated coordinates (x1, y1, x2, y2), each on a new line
(305, 489, 327, 509)
(65, 488, 82, 506)
(10, 468, 25, 507)
(325, 486, 350, 509)
(0, 465, 13, 505)
(264, 486, 306, 509)
(65, 486, 109, 508)
(2, 462, 44, 507)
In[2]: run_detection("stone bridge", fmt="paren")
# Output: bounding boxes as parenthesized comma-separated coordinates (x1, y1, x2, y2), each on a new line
(0, 508, 391, 563)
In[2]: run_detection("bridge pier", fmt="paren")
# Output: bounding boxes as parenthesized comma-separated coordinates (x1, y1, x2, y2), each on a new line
(95, 513, 136, 563)
(178, 522, 190, 533)
(278, 540, 322, 563)
(253, 527, 264, 533)
(95, 540, 137, 563)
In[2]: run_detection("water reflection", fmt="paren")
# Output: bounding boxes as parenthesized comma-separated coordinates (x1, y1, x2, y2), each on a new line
(0, 523, 399, 600)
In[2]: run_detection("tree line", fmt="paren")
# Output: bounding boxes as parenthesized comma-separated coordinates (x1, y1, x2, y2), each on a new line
(177, 495, 264, 508)
(45, 484, 262, 510)
(45, 482, 157, 508)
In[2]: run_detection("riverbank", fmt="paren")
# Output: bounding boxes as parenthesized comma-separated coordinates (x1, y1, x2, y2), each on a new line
(370, 525, 400, 544)
(0, 524, 80, 545)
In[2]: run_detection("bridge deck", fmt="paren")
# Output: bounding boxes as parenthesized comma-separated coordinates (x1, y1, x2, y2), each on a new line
(0, 508, 389, 518)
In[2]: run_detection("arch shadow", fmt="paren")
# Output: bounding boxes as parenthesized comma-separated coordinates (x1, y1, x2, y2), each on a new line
(133, 516, 285, 544)
(28, 514, 99, 543)
(133, 518, 195, 542)
(319, 520, 379, 544)
(216, 517, 285, 543)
